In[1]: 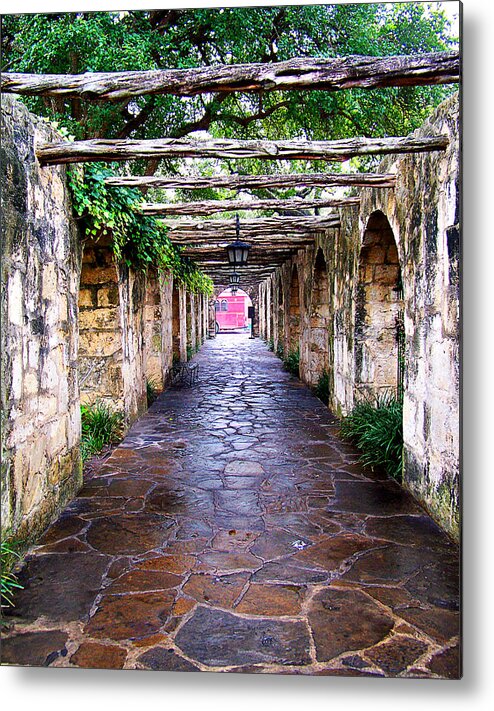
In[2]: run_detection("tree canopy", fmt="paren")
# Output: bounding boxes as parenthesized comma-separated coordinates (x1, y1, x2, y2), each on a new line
(2, 4, 457, 147)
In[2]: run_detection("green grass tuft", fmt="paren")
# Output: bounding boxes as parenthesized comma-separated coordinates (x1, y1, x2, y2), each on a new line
(283, 348, 300, 377)
(146, 378, 159, 407)
(1, 540, 23, 610)
(314, 369, 330, 405)
(340, 392, 403, 480)
(80, 400, 124, 462)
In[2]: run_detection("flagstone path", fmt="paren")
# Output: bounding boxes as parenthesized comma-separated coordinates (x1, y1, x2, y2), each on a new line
(1, 334, 460, 677)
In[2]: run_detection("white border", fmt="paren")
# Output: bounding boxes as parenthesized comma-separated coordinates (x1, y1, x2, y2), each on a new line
(2, 1, 493, 709)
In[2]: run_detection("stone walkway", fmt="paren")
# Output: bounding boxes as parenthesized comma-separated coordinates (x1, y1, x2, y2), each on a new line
(1, 335, 460, 677)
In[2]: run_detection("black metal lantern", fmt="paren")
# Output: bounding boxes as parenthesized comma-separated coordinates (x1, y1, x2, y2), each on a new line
(226, 214, 250, 266)
(230, 284, 238, 295)
(230, 272, 240, 286)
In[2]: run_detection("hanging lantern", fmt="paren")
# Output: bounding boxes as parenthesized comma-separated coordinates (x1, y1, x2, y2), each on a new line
(230, 272, 240, 286)
(230, 284, 238, 295)
(226, 214, 251, 266)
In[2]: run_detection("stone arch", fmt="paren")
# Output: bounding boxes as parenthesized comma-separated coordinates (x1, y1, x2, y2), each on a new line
(354, 210, 404, 399)
(308, 248, 330, 385)
(289, 264, 301, 352)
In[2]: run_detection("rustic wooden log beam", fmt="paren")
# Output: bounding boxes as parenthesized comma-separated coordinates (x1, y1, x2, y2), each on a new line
(2, 52, 459, 101)
(36, 135, 448, 166)
(139, 196, 360, 216)
(105, 172, 396, 190)
(163, 214, 340, 240)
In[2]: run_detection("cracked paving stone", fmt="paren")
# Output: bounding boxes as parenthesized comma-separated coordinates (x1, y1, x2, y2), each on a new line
(174, 606, 311, 667)
(307, 587, 395, 661)
(196, 550, 262, 573)
(36, 514, 87, 544)
(137, 646, 200, 671)
(425, 644, 461, 678)
(235, 583, 306, 616)
(85, 590, 176, 640)
(224, 460, 265, 476)
(292, 533, 381, 572)
(394, 605, 460, 644)
(252, 561, 328, 584)
(0, 631, 68, 667)
(183, 572, 249, 607)
(211, 529, 259, 551)
(106, 569, 183, 594)
(340, 543, 440, 585)
(3, 552, 110, 623)
(136, 554, 196, 575)
(250, 529, 313, 561)
(86, 513, 175, 555)
(364, 635, 429, 675)
(70, 642, 127, 669)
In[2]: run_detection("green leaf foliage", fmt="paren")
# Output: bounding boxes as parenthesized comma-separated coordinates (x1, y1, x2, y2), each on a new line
(283, 348, 300, 378)
(68, 163, 213, 294)
(80, 400, 124, 461)
(339, 392, 403, 480)
(1, 540, 23, 609)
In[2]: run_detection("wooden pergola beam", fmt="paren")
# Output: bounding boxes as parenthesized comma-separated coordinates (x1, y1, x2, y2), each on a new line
(36, 135, 448, 166)
(2, 52, 459, 101)
(139, 196, 359, 216)
(105, 172, 396, 191)
(163, 214, 340, 239)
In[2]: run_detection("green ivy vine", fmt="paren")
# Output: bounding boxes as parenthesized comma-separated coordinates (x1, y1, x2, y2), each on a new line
(67, 163, 213, 295)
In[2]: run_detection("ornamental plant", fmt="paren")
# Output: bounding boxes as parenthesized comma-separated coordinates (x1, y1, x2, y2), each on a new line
(68, 164, 213, 295)
(1, 540, 23, 610)
(339, 392, 403, 480)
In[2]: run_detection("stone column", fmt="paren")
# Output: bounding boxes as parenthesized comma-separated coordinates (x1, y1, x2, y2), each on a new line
(179, 285, 187, 362)
(266, 279, 272, 343)
(159, 271, 173, 384)
(189, 292, 197, 356)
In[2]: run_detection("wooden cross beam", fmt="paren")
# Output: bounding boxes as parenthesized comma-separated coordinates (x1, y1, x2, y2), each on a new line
(104, 172, 396, 191)
(139, 196, 360, 216)
(2, 52, 459, 100)
(36, 135, 449, 166)
(162, 214, 340, 239)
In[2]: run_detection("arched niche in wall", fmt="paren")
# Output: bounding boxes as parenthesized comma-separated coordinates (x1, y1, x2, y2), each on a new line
(309, 248, 330, 386)
(289, 264, 301, 352)
(354, 210, 404, 399)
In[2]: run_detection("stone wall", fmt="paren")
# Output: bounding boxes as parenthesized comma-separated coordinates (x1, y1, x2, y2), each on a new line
(78, 242, 147, 425)
(1, 96, 82, 541)
(358, 93, 460, 538)
(261, 93, 460, 539)
(143, 269, 173, 389)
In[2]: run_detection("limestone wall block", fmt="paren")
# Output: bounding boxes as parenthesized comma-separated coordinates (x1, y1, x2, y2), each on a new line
(78, 289, 93, 307)
(78, 306, 119, 330)
(97, 285, 120, 307)
(81, 263, 118, 285)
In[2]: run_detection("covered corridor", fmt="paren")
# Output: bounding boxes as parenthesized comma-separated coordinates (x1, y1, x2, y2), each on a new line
(2, 335, 459, 677)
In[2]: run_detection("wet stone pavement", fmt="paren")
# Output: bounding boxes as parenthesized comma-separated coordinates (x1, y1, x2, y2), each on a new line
(1, 335, 460, 677)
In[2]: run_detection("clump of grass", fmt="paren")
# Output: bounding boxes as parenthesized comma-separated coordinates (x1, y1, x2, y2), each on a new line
(283, 348, 300, 377)
(80, 401, 124, 462)
(186, 345, 194, 361)
(276, 341, 284, 359)
(314, 369, 330, 405)
(340, 392, 403, 480)
(267, 338, 275, 352)
(1, 540, 23, 610)
(146, 378, 159, 407)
